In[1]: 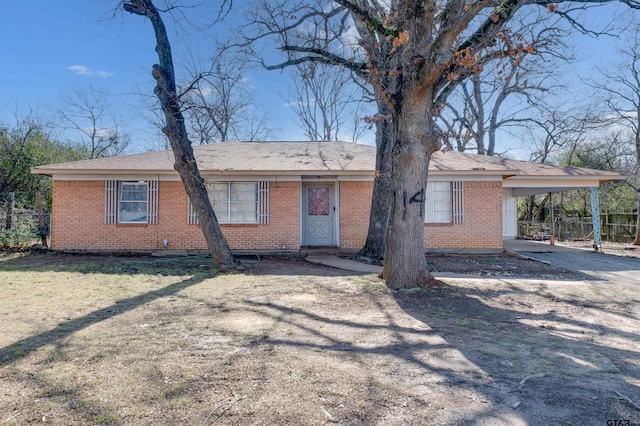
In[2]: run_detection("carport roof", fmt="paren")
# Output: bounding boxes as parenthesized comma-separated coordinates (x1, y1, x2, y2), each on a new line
(433, 151, 623, 179)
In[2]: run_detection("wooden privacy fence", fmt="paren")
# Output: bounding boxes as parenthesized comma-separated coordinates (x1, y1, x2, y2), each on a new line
(519, 212, 637, 243)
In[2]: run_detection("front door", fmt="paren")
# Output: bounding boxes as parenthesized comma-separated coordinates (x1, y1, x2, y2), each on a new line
(302, 183, 335, 246)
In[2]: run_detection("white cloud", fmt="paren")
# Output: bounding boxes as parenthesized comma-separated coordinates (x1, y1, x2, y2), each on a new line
(95, 70, 113, 78)
(67, 65, 113, 78)
(80, 127, 118, 140)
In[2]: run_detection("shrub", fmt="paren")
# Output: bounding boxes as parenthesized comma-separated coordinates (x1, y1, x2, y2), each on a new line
(0, 202, 41, 248)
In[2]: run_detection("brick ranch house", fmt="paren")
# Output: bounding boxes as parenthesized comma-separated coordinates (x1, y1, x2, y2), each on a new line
(32, 141, 624, 254)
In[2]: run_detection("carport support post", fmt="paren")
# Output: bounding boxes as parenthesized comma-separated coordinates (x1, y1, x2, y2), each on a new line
(590, 187, 602, 251)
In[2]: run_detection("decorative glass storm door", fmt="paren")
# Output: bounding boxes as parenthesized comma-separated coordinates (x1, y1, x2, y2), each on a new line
(303, 184, 334, 246)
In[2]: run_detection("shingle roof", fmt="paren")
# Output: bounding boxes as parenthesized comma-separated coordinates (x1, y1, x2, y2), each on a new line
(31, 141, 624, 180)
(431, 151, 623, 178)
(32, 142, 375, 174)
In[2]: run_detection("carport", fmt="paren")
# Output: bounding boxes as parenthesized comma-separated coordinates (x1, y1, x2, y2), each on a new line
(499, 159, 626, 247)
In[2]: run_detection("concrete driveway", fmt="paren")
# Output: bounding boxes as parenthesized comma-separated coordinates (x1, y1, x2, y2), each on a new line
(504, 239, 640, 286)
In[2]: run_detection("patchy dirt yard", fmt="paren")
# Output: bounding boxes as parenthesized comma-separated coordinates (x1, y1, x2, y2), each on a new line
(1, 251, 639, 425)
(348, 251, 582, 280)
(426, 253, 582, 280)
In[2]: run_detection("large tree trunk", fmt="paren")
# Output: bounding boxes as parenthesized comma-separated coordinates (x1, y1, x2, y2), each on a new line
(382, 94, 438, 289)
(358, 101, 393, 260)
(124, 0, 235, 268)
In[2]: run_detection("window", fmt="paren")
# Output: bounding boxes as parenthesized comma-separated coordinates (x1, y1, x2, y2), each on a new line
(425, 182, 452, 223)
(425, 181, 464, 224)
(119, 182, 148, 223)
(105, 180, 158, 225)
(187, 181, 269, 225)
(208, 182, 259, 224)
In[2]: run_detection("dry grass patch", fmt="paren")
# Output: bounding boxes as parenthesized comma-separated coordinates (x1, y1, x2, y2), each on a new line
(1, 252, 639, 425)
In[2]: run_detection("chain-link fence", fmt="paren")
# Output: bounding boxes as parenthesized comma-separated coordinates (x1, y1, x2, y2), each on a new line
(0, 201, 51, 248)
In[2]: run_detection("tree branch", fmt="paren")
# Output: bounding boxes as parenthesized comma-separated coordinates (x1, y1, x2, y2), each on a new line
(266, 45, 369, 78)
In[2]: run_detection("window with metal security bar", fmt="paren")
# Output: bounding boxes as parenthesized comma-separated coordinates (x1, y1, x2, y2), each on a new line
(105, 180, 158, 224)
(188, 181, 269, 225)
(425, 181, 464, 224)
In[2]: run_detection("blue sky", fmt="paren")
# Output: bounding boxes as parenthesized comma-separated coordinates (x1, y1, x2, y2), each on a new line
(0, 1, 309, 152)
(1, 1, 637, 158)
(1, 1, 161, 149)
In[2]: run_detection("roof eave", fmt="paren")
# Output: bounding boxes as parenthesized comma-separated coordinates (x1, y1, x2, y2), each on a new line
(505, 174, 625, 182)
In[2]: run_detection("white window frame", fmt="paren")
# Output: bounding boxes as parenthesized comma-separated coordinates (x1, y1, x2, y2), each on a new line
(425, 181, 453, 223)
(118, 181, 149, 224)
(424, 180, 464, 224)
(105, 180, 158, 225)
(207, 182, 260, 224)
(188, 181, 269, 226)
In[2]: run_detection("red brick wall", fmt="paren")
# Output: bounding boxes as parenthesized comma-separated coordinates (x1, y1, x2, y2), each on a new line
(51, 180, 300, 252)
(338, 181, 503, 251)
(221, 181, 300, 250)
(424, 181, 503, 249)
(51, 179, 503, 252)
(339, 181, 373, 249)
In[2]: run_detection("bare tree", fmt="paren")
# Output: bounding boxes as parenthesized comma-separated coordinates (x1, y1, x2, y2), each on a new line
(59, 86, 129, 158)
(245, 0, 640, 288)
(526, 105, 602, 164)
(590, 24, 640, 244)
(437, 17, 572, 156)
(182, 53, 276, 143)
(123, 0, 236, 268)
(516, 105, 601, 220)
(286, 61, 370, 141)
(557, 131, 637, 220)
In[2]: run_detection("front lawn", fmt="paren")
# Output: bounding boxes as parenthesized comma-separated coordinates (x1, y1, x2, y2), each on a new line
(1, 252, 638, 425)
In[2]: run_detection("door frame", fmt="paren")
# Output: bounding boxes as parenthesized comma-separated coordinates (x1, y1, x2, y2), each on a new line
(300, 181, 340, 247)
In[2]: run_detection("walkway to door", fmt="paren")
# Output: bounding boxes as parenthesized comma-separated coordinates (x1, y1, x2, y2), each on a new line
(504, 239, 640, 287)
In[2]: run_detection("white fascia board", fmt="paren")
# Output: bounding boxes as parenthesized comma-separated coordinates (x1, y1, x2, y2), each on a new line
(49, 171, 364, 182)
(337, 175, 374, 182)
(45, 169, 513, 183)
(503, 177, 604, 189)
(430, 169, 519, 176)
(34, 168, 173, 176)
(204, 174, 301, 182)
(510, 187, 589, 196)
(206, 170, 371, 181)
(427, 175, 504, 182)
(51, 172, 178, 181)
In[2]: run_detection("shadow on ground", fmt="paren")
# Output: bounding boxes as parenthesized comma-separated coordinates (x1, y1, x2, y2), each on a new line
(1, 255, 638, 425)
(233, 280, 640, 424)
(0, 274, 207, 365)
